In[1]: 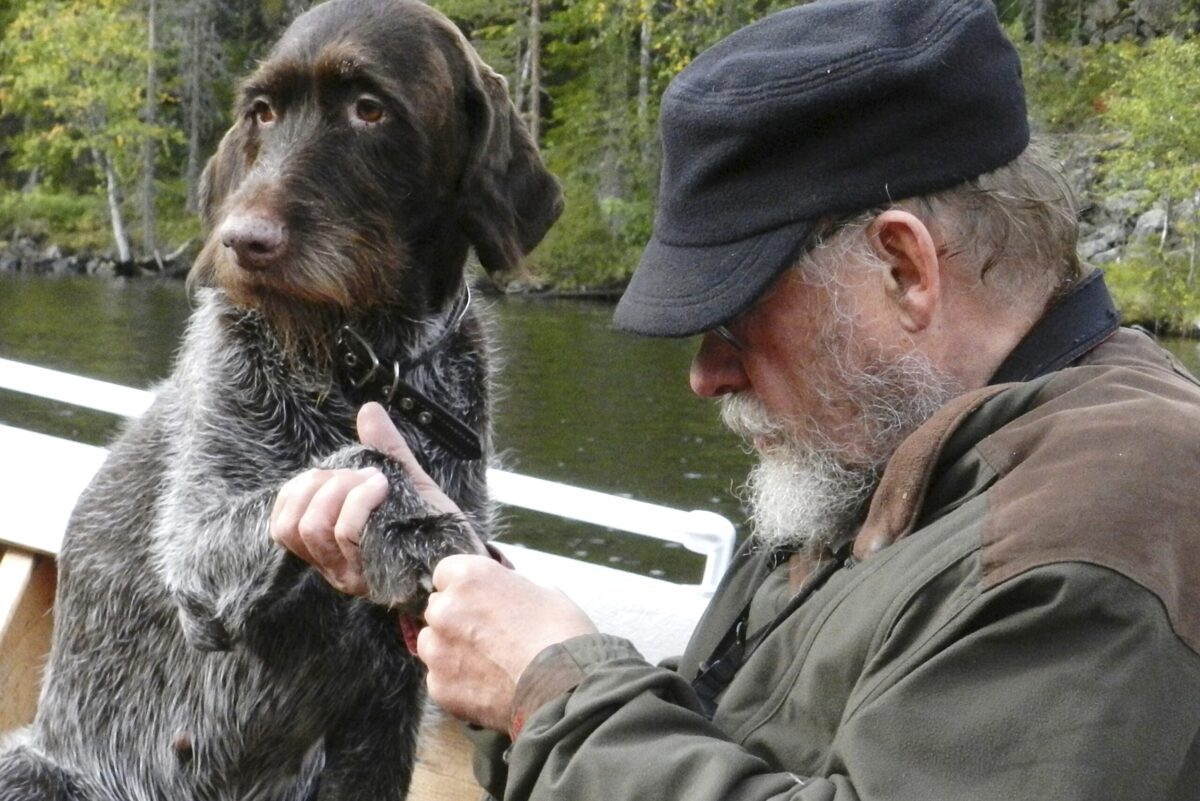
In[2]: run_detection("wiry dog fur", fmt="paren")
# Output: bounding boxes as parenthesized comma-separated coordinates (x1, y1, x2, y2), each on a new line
(0, 1, 561, 799)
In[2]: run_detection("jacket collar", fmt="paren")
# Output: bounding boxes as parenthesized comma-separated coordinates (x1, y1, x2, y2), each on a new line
(988, 269, 1120, 384)
(853, 271, 1121, 559)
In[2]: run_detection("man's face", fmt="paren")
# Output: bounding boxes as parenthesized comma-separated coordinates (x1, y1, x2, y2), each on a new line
(692, 268, 866, 458)
(691, 261, 959, 553)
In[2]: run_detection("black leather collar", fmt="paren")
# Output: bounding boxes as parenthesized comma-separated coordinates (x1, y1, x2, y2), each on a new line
(334, 287, 483, 461)
(989, 270, 1121, 385)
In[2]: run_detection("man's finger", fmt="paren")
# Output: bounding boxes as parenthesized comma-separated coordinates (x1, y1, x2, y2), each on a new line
(356, 403, 460, 514)
(333, 471, 389, 568)
(430, 553, 488, 593)
(271, 469, 334, 560)
(357, 403, 422, 471)
(272, 470, 329, 535)
(296, 470, 378, 575)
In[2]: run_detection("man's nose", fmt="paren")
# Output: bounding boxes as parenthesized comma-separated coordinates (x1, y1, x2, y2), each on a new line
(690, 331, 749, 398)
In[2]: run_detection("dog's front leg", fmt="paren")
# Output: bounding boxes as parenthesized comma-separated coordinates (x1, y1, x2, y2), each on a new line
(153, 482, 308, 652)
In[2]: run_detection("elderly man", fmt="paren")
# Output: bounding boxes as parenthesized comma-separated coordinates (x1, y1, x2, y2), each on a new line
(272, 0, 1200, 798)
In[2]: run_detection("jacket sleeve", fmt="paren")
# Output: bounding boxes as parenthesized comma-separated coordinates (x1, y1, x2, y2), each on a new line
(500, 635, 822, 800)
(484, 563, 1200, 801)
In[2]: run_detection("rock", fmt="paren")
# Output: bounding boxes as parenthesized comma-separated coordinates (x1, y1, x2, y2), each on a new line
(89, 259, 117, 278)
(1104, 18, 1138, 42)
(1064, 163, 1097, 208)
(1079, 237, 1112, 261)
(1136, 0, 1182, 34)
(1097, 190, 1152, 226)
(1178, 196, 1198, 223)
(1097, 222, 1128, 249)
(1090, 0, 1123, 25)
(1091, 247, 1123, 265)
(41, 244, 63, 261)
(1132, 208, 1168, 241)
(1083, 0, 1125, 41)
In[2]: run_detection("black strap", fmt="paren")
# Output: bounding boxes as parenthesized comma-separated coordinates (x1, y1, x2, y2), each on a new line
(692, 546, 850, 719)
(335, 325, 483, 461)
(989, 270, 1121, 384)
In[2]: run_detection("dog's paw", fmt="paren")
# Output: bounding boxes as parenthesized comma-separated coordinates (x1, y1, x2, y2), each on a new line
(320, 444, 385, 472)
(359, 512, 478, 613)
(320, 442, 483, 610)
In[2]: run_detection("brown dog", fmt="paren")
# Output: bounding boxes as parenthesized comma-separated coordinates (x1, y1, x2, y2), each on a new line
(0, 1, 561, 799)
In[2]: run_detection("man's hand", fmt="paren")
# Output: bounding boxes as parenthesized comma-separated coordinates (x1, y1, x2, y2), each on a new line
(270, 402, 481, 594)
(270, 463, 387, 595)
(274, 402, 598, 732)
(419, 555, 599, 733)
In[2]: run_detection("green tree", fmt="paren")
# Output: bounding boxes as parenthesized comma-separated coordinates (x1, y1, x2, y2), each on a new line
(1100, 35, 1200, 326)
(486, 0, 789, 287)
(1, 0, 178, 260)
(1102, 37, 1200, 243)
(434, 0, 526, 98)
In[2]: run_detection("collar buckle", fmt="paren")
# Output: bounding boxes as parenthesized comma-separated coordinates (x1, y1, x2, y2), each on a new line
(333, 295, 484, 461)
(336, 326, 383, 390)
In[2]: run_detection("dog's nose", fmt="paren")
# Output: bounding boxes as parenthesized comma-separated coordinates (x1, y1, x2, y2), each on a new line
(219, 213, 287, 271)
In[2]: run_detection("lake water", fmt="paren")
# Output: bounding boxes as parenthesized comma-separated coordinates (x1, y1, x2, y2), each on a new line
(0, 274, 752, 583)
(3, 273, 1199, 583)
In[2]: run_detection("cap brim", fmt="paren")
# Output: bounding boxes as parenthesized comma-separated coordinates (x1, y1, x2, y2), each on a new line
(613, 218, 815, 337)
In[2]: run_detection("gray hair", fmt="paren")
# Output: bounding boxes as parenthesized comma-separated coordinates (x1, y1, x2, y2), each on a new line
(794, 140, 1084, 314)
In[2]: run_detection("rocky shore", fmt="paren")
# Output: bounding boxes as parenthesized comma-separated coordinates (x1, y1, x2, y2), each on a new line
(2, 138, 1195, 302)
(0, 239, 193, 279)
(1060, 136, 1198, 269)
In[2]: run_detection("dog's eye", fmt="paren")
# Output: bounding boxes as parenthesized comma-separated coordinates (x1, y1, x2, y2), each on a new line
(352, 96, 385, 127)
(251, 98, 277, 126)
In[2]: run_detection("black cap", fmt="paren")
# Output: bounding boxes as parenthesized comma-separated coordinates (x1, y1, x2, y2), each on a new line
(614, 0, 1030, 337)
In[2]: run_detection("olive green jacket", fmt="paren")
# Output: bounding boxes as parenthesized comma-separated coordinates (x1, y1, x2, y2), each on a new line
(472, 328, 1200, 801)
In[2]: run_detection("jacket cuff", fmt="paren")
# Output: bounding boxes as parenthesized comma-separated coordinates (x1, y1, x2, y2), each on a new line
(509, 634, 643, 739)
(466, 723, 510, 799)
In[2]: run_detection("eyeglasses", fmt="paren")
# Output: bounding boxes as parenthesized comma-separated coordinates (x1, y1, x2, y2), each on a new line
(710, 324, 745, 352)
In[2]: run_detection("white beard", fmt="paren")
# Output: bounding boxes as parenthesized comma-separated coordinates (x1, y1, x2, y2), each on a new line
(719, 348, 960, 555)
(742, 448, 878, 554)
(721, 394, 876, 553)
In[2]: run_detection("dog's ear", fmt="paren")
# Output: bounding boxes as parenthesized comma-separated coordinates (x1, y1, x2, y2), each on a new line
(460, 61, 563, 276)
(198, 124, 249, 233)
(189, 123, 249, 292)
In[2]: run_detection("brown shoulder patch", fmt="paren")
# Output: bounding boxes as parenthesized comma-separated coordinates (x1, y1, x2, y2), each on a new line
(853, 385, 1010, 559)
(978, 362, 1200, 653)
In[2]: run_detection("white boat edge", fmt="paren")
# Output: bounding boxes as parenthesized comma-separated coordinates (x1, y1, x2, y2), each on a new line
(0, 357, 740, 664)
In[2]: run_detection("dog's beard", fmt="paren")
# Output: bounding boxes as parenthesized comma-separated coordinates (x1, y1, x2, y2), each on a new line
(720, 341, 961, 556)
(192, 237, 404, 372)
(231, 290, 346, 371)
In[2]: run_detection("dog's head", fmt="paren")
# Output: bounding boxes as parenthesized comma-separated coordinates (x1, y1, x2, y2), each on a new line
(191, 0, 562, 344)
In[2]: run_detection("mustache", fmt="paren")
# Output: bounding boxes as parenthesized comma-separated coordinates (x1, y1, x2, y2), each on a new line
(718, 393, 789, 443)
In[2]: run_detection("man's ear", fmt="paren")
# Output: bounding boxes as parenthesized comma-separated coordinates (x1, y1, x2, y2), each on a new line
(866, 209, 942, 333)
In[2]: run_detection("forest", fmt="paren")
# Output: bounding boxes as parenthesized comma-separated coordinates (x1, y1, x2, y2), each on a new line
(0, 0, 1198, 328)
